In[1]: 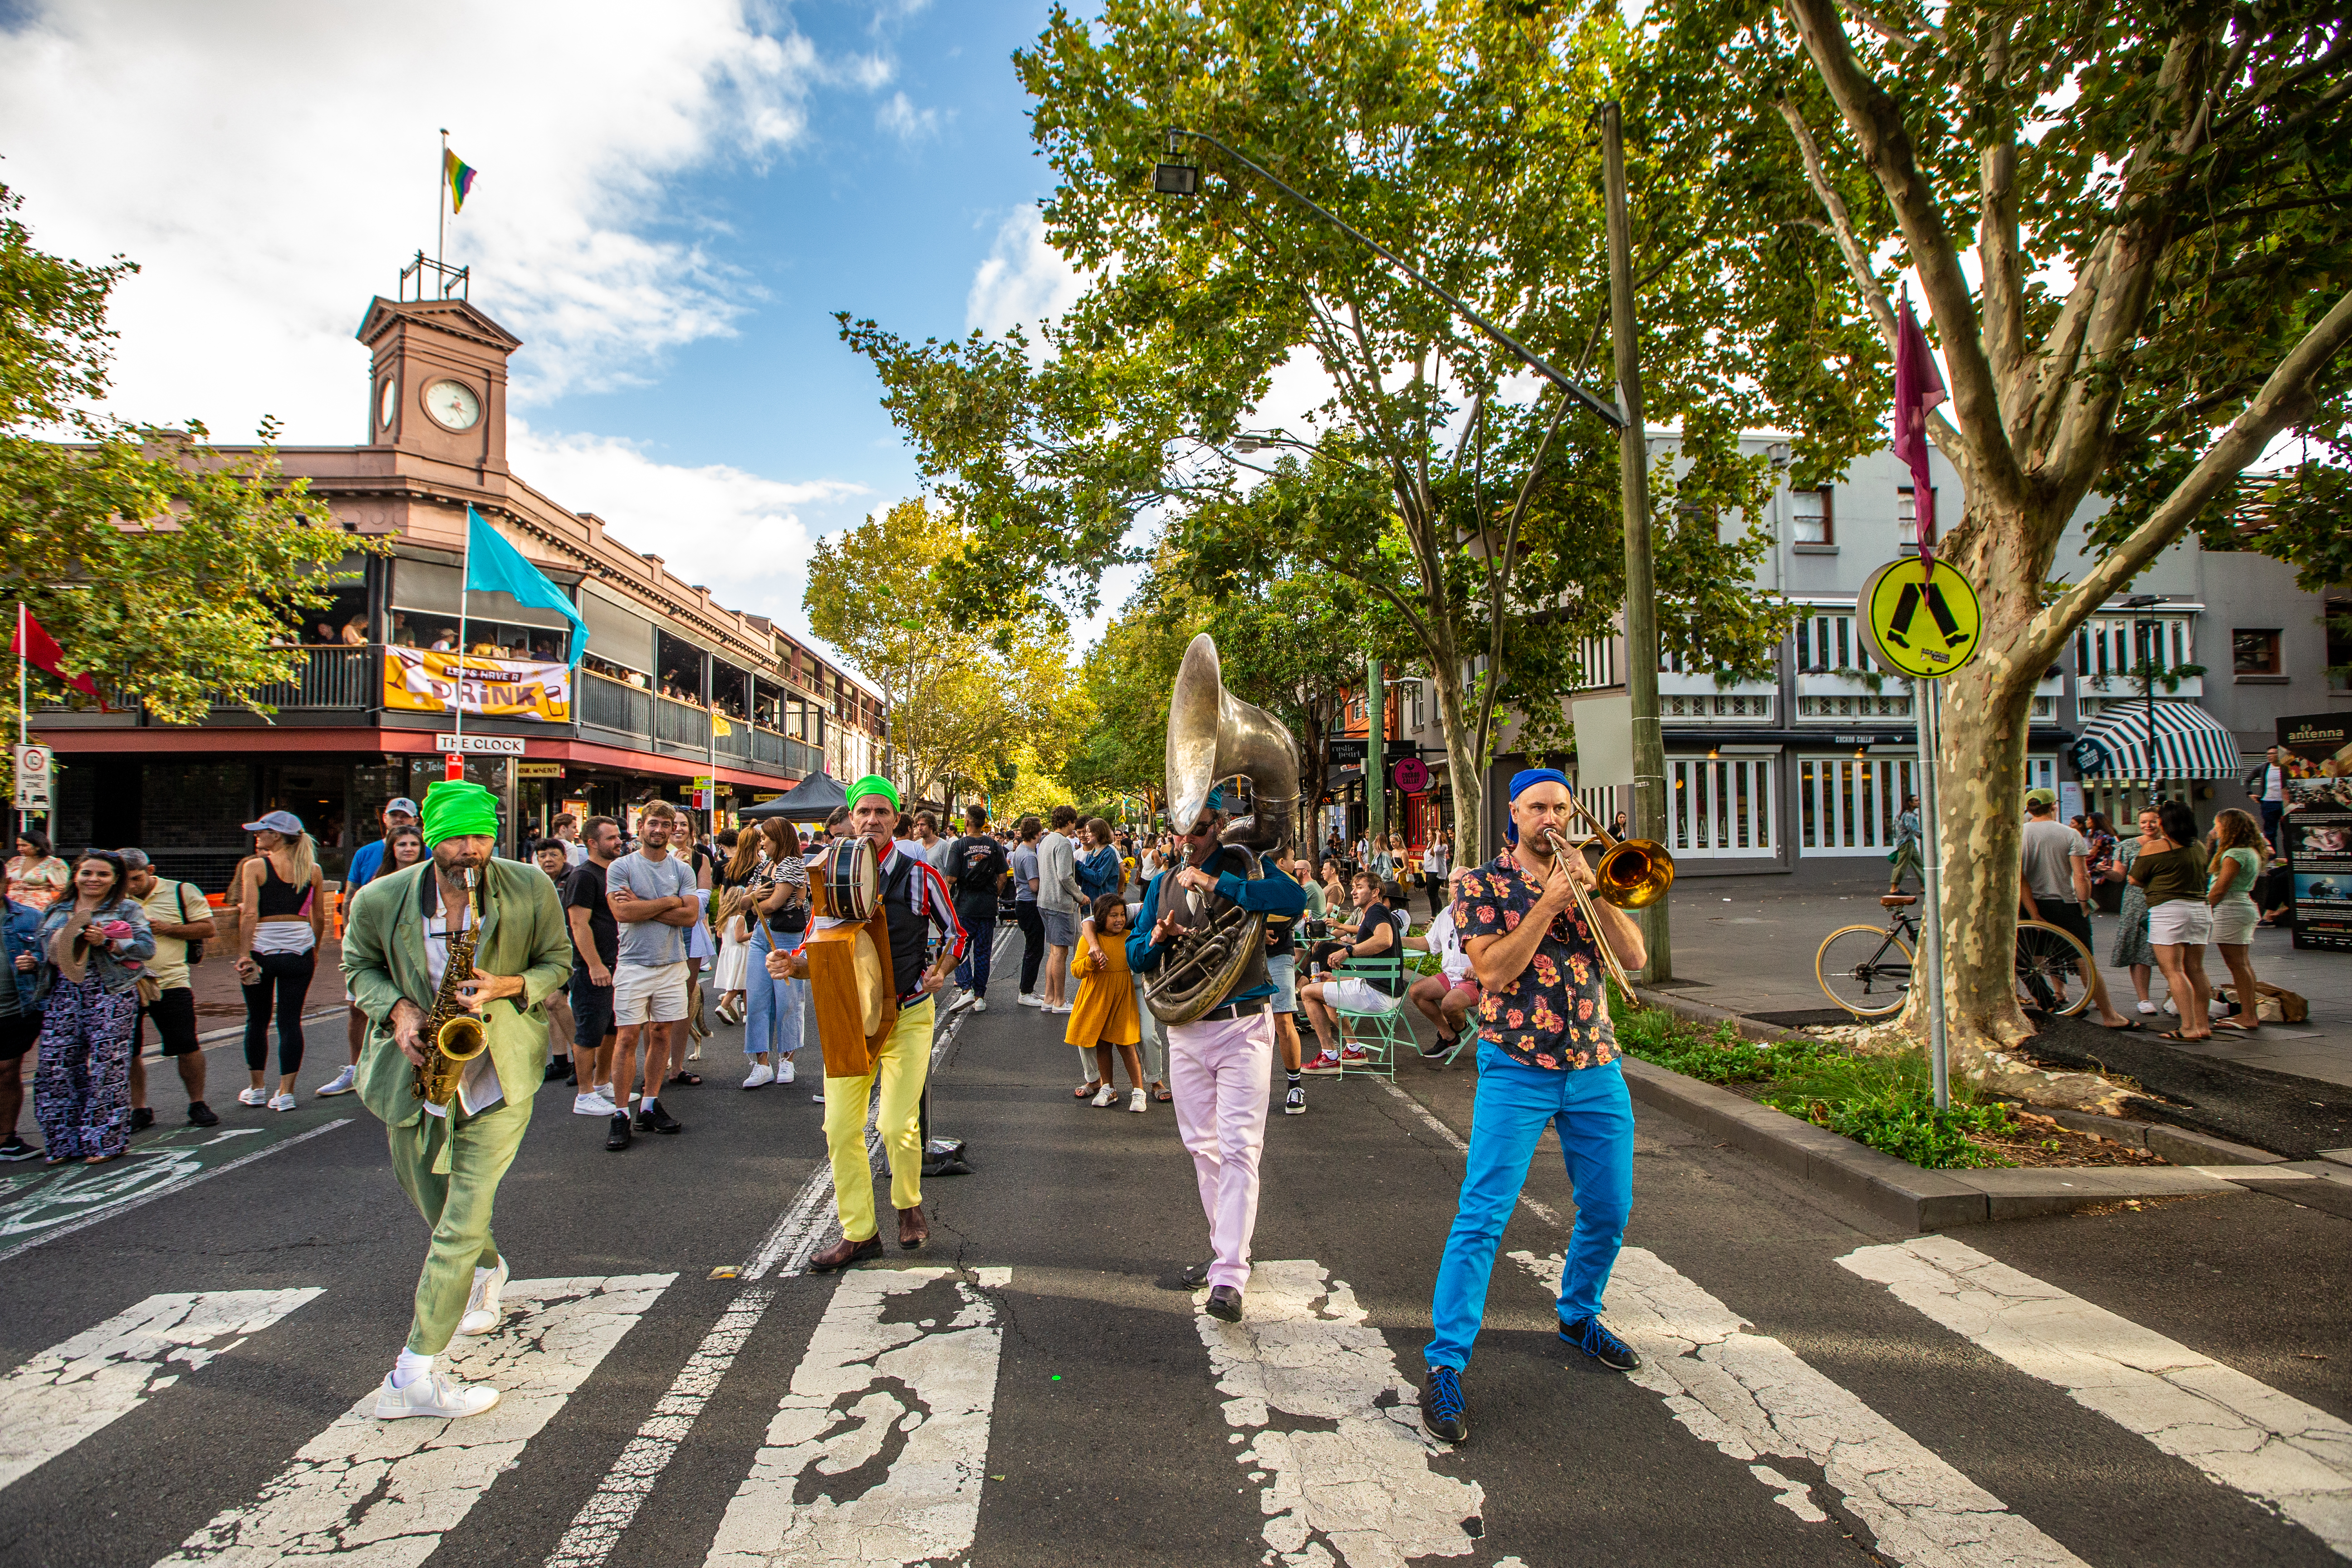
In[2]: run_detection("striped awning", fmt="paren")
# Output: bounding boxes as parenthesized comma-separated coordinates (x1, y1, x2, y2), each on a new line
(2069, 701, 2242, 781)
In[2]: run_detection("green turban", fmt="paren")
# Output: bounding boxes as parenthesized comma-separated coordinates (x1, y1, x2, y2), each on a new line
(422, 779, 501, 846)
(848, 774, 902, 813)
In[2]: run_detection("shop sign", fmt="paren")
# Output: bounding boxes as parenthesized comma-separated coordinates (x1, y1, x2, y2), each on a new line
(432, 733, 526, 756)
(384, 646, 571, 722)
(517, 762, 565, 779)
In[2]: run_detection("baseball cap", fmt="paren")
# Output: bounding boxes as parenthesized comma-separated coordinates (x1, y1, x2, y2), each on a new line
(115, 848, 151, 871)
(241, 809, 307, 835)
(386, 797, 420, 817)
(2023, 788, 2057, 809)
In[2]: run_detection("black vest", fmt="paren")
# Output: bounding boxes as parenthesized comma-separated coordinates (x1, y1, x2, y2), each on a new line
(878, 848, 932, 1004)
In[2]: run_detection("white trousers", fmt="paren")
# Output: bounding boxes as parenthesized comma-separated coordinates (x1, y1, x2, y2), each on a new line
(1167, 1007, 1274, 1291)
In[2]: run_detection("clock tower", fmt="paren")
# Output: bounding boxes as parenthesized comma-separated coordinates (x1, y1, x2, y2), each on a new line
(355, 291, 521, 480)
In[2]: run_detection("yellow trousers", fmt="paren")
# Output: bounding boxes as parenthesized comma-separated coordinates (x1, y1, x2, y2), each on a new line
(823, 996, 933, 1242)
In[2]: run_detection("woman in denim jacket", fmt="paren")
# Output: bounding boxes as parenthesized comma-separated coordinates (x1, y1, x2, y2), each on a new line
(31, 850, 155, 1165)
(2, 896, 46, 1160)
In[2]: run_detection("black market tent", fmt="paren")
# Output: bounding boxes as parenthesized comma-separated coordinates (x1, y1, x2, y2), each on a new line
(738, 770, 849, 819)
(2069, 701, 2242, 782)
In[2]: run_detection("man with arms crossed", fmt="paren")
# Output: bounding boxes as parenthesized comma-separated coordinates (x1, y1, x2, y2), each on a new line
(343, 779, 571, 1419)
(567, 817, 624, 1122)
(1420, 770, 1646, 1446)
(324, 795, 419, 1098)
(767, 777, 964, 1269)
(604, 802, 698, 1150)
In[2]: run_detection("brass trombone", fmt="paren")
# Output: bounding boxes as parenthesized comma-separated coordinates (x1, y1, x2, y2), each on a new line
(1534, 795, 1675, 1000)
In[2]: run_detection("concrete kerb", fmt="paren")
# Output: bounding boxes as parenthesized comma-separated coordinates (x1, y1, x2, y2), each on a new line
(1624, 985, 2294, 1231)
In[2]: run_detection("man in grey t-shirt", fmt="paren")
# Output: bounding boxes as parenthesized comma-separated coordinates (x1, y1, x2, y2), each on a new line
(2018, 789, 2129, 1027)
(1009, 823, 1044, 1006)
(1034, 805, 1083, 1013)
(604, 804, 700, 1144)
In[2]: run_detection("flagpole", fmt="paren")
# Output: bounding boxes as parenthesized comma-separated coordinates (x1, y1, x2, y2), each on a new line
(454, 518, 470, 752)
(438, 128, 449, 274)
(14, 603, 24, 846)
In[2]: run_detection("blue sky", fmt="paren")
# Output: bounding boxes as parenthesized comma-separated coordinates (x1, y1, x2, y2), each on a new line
(0, 0, 1083, 676)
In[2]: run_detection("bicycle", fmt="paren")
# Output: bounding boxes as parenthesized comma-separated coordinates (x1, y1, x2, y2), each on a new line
(1816, 893, 2098, 1019)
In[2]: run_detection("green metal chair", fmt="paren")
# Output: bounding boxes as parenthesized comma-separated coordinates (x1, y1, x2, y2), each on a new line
(1329, 955, 1411, 1080)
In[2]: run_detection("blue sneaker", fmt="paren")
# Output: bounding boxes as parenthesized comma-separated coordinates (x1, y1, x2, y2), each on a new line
(1559, 1314, 1642, 1372)
(1419, 1364, 1468, 1443)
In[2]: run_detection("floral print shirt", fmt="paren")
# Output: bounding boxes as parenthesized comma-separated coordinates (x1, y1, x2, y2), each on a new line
(1455, 849, 1618, 1072)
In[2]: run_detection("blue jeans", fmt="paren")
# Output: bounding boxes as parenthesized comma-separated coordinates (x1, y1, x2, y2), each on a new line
(955, 911, 995, 996)
(745, 922, 807, 1060)
(1425, 1044, 1633, 1372)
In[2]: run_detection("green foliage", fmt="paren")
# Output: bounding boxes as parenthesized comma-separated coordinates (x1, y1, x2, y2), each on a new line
(1611, 1009, 1835, 1085)
(0, 182, 371, 727)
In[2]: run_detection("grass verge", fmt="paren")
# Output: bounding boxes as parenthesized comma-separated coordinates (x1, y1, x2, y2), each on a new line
(1613, 1007, 2018, 1170)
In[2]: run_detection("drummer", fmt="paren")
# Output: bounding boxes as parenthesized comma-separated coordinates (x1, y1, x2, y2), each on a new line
(767, 776, 964, 1270)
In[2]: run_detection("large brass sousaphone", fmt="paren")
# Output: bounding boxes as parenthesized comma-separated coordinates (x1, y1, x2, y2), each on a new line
(1143, 634, 1301, 1025)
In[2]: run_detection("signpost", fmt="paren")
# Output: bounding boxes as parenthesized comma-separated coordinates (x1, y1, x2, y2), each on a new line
(11, 744, 52, 813)
(1858, 559, 1984, 1109)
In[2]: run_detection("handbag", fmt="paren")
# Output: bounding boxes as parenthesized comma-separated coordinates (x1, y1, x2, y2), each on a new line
(768, 880, 810, 935)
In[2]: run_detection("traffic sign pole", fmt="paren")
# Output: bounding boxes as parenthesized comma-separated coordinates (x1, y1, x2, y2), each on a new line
(1918, 679, 1950, 1110)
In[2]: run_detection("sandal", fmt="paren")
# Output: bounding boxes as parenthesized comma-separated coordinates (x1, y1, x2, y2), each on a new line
(2155, 1029, 2212, 1042)
(669, 1072, 703, 1087)
(1074, 1081, 1102, 1100)
(1152, 1082, 1173, 1103)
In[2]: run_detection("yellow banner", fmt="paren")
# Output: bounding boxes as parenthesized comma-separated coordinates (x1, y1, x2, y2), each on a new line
(382, 647, 572, 722)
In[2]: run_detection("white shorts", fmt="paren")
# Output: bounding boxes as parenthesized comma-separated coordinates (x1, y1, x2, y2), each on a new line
(1322, 976, 1403, 1014)
(2206, 899, 2257, 947)
(613, 962, 689, 1025)
(2146, 900, 2213, 948)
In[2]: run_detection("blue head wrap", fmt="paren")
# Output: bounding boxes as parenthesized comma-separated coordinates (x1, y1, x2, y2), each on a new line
(1504, 768, 1571, 844)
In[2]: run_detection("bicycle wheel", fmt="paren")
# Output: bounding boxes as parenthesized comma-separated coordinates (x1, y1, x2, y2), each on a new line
(2015, 919, 2094, 1018)
(1816, 924, 1914, 1018)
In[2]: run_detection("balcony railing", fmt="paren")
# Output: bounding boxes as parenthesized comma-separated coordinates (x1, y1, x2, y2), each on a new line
(222, 645, 375, 710)
(580, 671, 653, 737)
(655, 695, 710, 748)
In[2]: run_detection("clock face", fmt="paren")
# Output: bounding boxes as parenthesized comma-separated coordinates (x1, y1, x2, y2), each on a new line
(377, 377, 397, 430)
(424, 378, 482, 431)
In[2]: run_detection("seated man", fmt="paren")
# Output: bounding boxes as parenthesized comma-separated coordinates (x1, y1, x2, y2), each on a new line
(1406, 868, 1478, 1058)
(1299, 870, 1405, 1071)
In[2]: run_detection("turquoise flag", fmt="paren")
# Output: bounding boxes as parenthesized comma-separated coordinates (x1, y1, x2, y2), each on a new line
(465, 507, 588, 663)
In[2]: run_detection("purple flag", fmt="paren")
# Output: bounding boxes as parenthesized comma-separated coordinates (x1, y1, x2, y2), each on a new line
(1893, 296, 1946, 569)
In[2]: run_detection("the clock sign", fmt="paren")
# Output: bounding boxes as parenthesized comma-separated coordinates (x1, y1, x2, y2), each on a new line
(424, 379, 482, 431)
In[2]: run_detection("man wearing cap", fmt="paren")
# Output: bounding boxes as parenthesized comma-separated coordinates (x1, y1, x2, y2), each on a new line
(1418, 769, 1648, 1446)
(342, 779, 573, 1421)
(120, 849, 220, 1130)
(765, 776, 965, 1269)
(1127, 790, 1307, 1324)
(326, 796, 421, 1099)
(2019, 787, 2134, 1028)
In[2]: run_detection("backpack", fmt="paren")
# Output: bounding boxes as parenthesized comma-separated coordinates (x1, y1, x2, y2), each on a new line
(953, 837, 1004, 900)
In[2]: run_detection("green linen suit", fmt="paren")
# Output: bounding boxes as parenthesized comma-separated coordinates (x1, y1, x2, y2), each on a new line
(342, 857, 573, 1354)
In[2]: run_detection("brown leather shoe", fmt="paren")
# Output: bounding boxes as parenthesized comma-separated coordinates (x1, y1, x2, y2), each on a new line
(897, 1205, 928, 1250)
(808, 1234, 883, 1273)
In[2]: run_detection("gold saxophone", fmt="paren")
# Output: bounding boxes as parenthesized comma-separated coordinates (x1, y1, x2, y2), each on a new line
(415, 867, 490, 1106)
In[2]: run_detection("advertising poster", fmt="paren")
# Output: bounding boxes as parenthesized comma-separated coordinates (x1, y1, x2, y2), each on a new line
(382, 646, 572, 722)
(2278, 712, 2352, 953)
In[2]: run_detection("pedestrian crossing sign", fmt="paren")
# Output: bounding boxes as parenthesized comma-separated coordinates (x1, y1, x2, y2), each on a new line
(1859, 558, 1982, 680)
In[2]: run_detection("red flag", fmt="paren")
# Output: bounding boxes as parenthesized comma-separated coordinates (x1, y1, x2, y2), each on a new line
(1893, 295, 1948, 572)
(10, 607, 100, 700)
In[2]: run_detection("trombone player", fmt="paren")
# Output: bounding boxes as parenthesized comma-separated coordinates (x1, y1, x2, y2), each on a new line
(1419, 769, 1649, 1447)
(343, 779, 573, 1421)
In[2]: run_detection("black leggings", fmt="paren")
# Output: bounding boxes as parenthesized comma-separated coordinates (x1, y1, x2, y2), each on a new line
(242, 948, 316, 1075)
(1016, 903, 1046, 995)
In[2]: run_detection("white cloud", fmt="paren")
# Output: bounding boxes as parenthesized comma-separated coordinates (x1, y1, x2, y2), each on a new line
(965, 206, 1088, 339)
(876, 90, 942, 143)
(510, 418, 868, 650)
(0, 0, 852, 431)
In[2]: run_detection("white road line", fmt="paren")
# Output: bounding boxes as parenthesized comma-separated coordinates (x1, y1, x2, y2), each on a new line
(1373, 1078, 1566, 1229)
(0, 1288, 323, 1493)
(0, 1119, 354, 1265)
(544, 1286, 776, 1568)
(1514, 1247, 2088, 1568)
(1842, 1236, 2352, 1556)
(157, 1273, 673, 1567)
(704, 1265, 1010, 1568)
(1198, 1258, 1482, 1568)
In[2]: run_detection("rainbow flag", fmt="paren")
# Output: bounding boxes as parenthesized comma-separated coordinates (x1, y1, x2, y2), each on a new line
(444, 148, 479, 214)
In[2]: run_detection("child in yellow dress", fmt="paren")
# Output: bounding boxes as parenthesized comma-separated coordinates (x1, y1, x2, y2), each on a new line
(1067, 893, 1146, 1112)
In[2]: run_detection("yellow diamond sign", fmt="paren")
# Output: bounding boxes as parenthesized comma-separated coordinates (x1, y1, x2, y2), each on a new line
(1859, 558, 1983, 680)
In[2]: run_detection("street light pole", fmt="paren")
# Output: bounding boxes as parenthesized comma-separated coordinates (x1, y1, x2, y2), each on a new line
(1367, 655, 1385, 853)
(1601, 101, 1670, 984)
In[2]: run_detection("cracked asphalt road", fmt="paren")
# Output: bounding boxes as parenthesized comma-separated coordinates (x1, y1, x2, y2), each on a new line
(0, 926, 2344, 1568)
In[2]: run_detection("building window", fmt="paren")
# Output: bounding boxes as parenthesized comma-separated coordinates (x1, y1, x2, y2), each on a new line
(1792, 487, 1832, 544)
(2233, 628, 2282, 676)
(1897, 486, 1938, 544)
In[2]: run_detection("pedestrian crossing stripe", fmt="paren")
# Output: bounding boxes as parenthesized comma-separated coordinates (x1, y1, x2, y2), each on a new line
(1843, 1237, 2352, 1556)
(153, 1274, 672, 1567)
(0, 1289, 324, 1494)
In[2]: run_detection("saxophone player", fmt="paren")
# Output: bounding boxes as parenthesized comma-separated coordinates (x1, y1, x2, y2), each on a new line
(342, 779, 573, 1420)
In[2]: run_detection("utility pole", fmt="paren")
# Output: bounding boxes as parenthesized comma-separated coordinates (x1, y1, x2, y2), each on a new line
(1602, 100, 1671, 983)
(1366, 655, 1386, 853)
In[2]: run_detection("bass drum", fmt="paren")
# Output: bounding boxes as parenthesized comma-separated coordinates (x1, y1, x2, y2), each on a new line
(812, 838, 880, 921)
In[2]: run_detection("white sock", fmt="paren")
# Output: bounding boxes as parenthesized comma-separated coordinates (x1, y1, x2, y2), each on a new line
(473, 1264, 496, 1286)
(391, 1349, 434, 1388)
(641, 1095, 657, 1114)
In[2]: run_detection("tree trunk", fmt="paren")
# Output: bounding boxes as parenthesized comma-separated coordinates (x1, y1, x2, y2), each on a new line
(1429, 657, 1487, 868)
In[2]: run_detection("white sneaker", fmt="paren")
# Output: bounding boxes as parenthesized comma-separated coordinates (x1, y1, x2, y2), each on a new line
(373, 1369, 501, 1421)
(1050, 1003, 1074, 1015)
(317, 1065, 358, 1097)
(1091, 1085, 1119, 1108)
(776, 1057, 796, 1085)
(457, 1258, 508, 1336)
(2163, 999, 2178, 1015)
(1018, 993, 1043, 1008)
(573, 1089, 618, 1117)
(237, 1087, 269, 1107)
(970, 998, 988, 1014)
(267, 1093, 297, 1112)
(1129, 1088, 1147, 1113)
(2136, 1000, 2158, 1015)
(947, 990, 977, 1015)
(742, 1063, 775, 1089)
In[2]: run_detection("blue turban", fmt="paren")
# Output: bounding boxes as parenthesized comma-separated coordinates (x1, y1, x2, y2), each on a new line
(1504, 768, 1570, 844)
